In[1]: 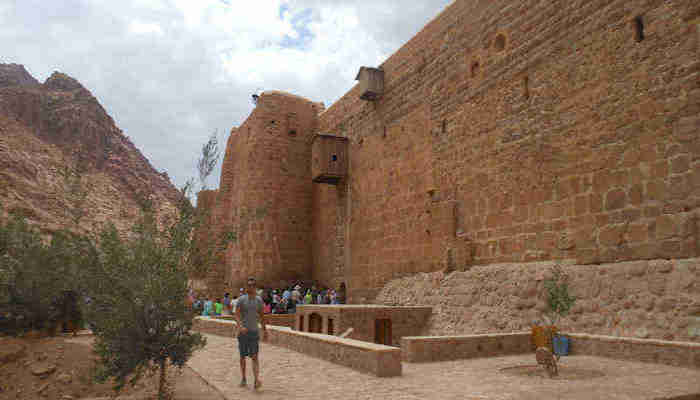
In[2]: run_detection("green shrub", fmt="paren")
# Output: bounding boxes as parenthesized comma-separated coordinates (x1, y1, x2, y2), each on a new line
(542, 264, 576, 326)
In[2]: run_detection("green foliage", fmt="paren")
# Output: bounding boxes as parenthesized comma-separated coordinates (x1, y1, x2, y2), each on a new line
(0, 212, 91, 333)
(82, 185, 206, 398)
(542, 264, 576, 325)
(197, 131, 220, 191)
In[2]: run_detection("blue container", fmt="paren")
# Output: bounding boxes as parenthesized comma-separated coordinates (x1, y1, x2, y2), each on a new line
(552, 334, 570, 356)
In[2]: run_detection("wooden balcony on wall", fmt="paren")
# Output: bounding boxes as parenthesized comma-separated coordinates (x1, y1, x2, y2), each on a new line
(312, 134, 349, 185)
(355, 66, 384, 101)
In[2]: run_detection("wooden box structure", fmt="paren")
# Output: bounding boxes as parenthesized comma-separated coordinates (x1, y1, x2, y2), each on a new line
(355, 66, 384, 101)
(312, 134, 348, 185)
(294, 305, 432, 346)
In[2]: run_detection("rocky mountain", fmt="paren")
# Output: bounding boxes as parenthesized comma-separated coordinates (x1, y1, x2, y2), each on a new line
(0, 63, 181, 235)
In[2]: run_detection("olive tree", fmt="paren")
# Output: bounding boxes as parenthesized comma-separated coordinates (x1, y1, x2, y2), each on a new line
(82, 189, 205, 399)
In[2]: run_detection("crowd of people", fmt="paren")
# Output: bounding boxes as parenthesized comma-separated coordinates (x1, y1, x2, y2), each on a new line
(191, 283, 343, 316)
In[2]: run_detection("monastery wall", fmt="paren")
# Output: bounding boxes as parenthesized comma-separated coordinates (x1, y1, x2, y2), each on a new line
(316, 0, 700, 302)
(213, 92, 322, 289)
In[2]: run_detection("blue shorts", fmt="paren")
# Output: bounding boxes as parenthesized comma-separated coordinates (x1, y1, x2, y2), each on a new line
(238, 330, 259, 358)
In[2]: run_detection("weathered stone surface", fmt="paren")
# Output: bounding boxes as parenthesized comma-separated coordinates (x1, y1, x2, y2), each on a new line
(375, 258, 700, 342)
(56, 372, 72, 384)
(0, 341, 25, 364)
(30, 362, 56, 376)
(0, 66, 180, 238)
(194, 0, 700, 311)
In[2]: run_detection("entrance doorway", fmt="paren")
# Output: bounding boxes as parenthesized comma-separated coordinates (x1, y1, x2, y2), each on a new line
(309, 313, 323, 333)
(374, 318, 392, 346)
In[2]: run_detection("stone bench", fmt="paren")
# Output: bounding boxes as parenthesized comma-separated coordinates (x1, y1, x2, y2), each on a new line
(193, 316, 402, 377)
(401, 332, 531, 362)
(566, 333, 700, 369)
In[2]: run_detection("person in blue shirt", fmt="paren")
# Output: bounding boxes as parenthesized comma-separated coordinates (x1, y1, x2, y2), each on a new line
(202, 297, 213, 316)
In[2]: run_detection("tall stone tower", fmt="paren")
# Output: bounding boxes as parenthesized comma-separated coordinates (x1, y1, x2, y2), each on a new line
(213, 91, 322, 289)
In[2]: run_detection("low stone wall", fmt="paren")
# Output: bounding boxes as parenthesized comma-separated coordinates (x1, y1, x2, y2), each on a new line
(567, 333, 700, 369)
(401, 333, 531, 362)
(193, 316, 401, 377)
(193, 317, 237, 337)
(193, 314, 295, 336)
(264, 314, 295, 328)
(266, 326, 401, 377)
(400, 330, 700, 369)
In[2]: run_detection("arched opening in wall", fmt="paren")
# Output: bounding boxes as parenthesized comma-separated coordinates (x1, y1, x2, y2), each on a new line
(494, 34, 506, 52)
(327, 318, 334, 335)
(309, 313, 323, 333)
(633, 16, 644, 42)
(374, 318, 392, 346)
(471, 61, 480, 78)
(298, 315, 305, 331)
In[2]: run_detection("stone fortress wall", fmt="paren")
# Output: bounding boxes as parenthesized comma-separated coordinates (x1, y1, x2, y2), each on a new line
(315, 0, 700, 302)
(196, 0, 700, 340)
(202, 92, 324, 291)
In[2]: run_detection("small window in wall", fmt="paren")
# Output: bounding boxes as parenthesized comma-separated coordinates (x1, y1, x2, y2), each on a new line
(289, 130, 297, 137)
(298, 315, 305, 331)
(633, 16, 644, 42)
(471, 61, 480, 78)
(327, 318, 334, 335)
(332, 154, 338, 161)
(494, 33, 506, 52)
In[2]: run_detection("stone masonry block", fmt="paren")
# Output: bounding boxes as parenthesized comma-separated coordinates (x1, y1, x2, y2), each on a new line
(606, 189, 627, 211)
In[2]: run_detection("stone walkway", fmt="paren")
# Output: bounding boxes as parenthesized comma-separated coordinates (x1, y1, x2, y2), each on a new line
(188, 333, 700, 400)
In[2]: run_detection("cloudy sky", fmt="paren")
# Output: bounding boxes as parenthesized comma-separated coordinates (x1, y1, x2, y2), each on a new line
(1, 0, 451, 190)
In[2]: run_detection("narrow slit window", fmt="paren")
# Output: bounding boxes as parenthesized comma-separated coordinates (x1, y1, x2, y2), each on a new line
(633, 16, 644, 42)
(523, 76, 530, 100)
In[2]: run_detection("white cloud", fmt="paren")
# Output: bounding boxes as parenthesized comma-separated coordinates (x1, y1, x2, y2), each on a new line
(0, 0, 451, 190)
(128, 21, 164, 35)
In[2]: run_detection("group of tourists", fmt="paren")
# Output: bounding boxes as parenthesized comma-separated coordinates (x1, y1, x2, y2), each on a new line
(191, 282, 343, 317)
(189, 279, 345, 391)
(267, 284, 342, 314)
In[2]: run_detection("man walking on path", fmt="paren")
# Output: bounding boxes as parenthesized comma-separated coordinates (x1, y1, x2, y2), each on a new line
(235, 277, 267, 390)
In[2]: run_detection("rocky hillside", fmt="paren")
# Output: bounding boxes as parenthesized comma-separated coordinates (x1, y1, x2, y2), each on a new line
(0, 63, 181, 235)
(375, 258, 700, 342)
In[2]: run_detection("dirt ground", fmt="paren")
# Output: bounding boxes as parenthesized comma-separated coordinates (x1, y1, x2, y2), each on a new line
(0, 334, 224, 400)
